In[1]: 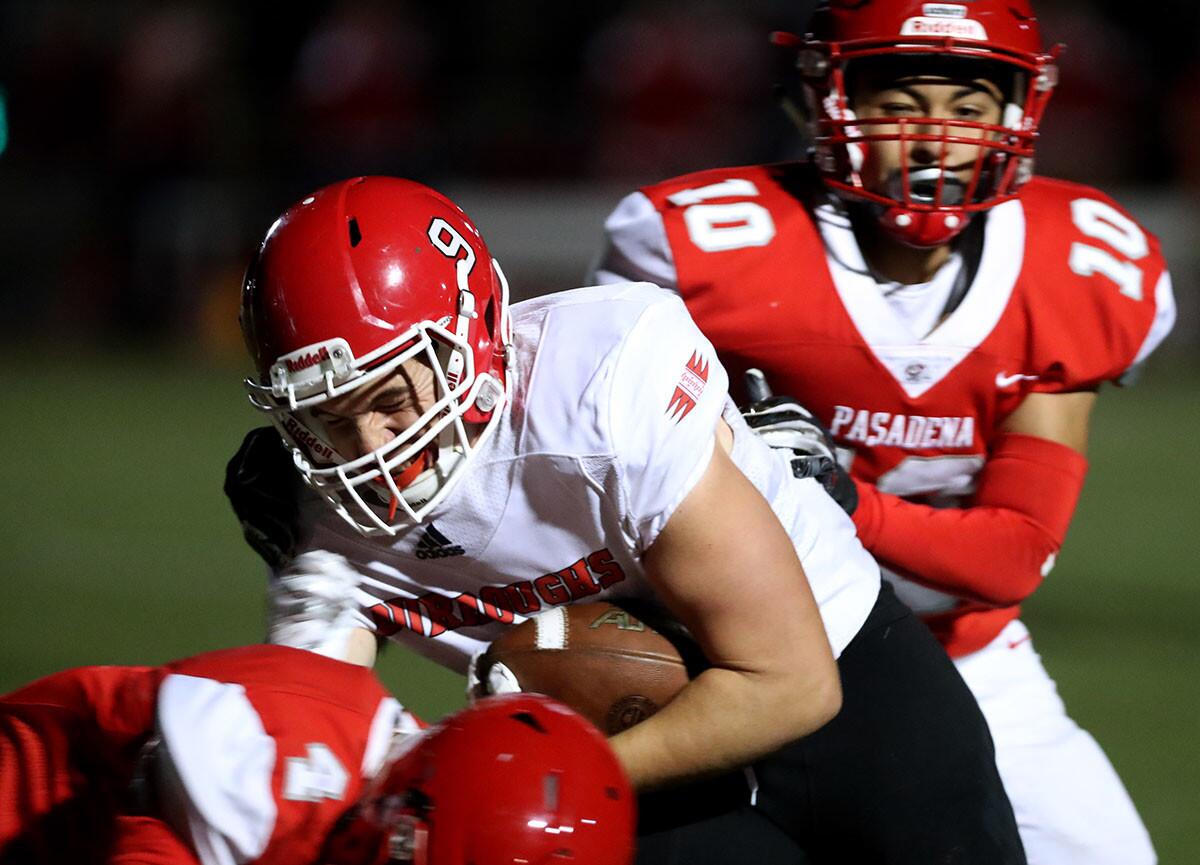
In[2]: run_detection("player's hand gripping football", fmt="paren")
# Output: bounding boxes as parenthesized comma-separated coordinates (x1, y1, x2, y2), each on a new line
(740, 369, 858, 515)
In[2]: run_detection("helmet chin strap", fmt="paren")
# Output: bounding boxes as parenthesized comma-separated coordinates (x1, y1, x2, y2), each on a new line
(877, 205, 971, 247)
(875, 168, 972, 247)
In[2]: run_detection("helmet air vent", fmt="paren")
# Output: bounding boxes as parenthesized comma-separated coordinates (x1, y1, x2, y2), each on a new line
(510, 711, 547, 734)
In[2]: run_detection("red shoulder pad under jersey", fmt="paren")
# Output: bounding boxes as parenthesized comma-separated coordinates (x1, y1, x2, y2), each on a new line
(158, 645, 403, 865)
(1016, 177, 1175, 391)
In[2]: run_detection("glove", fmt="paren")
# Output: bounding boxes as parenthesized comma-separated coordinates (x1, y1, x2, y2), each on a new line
(268, 550, 368, 661)
(224, 426, 313, 569)
(466, 646, 522, 702)
(740, 369, 858, 515)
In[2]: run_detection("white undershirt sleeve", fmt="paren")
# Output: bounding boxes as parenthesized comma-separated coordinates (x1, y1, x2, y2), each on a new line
(589, 191, 680, 290)
(1121, 269, 1177, 385)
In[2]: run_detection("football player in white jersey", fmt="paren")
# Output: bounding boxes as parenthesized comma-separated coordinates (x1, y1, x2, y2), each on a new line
(228, 175, 1025, 864)
(590, 1, 1173, 863)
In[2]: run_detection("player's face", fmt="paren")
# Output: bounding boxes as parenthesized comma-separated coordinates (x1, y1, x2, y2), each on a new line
(849, 71, 1006, 204)
(311, 359, 438, 465)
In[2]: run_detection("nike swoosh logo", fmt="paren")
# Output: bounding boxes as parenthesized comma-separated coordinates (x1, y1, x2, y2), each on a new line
(995, 372, 1039, 388)
(1007, 634, 1033, 650)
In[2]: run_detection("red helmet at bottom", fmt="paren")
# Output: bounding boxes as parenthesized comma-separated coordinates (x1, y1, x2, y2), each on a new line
(322, 694, 636, 865)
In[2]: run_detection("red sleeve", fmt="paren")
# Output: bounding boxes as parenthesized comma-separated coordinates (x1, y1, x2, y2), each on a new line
(1, 665, 162, 747)
(107, 816, 199, 865)
(1019, 178, 1174, 392)
(851, 433, 1088, 607)
(1, 666, 164, 856)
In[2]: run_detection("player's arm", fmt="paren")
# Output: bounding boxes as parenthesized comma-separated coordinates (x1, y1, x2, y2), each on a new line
(267, 550, 380, 667)
(337, 628, 379, 667)
(225, 429, 380, 667)
(852, 391, 1094, 606)
(608, 423, 842, 790)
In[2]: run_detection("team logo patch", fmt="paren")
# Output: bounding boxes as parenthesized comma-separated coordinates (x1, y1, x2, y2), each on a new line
(666, 351, 710, 423)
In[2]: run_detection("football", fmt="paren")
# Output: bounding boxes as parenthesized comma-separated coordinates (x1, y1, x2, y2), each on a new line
(473, 601, 701, 735)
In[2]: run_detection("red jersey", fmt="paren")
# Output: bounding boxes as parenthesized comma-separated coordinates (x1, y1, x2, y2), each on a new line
(594, 162, 1175, 656)
(0, 645, 407, 865)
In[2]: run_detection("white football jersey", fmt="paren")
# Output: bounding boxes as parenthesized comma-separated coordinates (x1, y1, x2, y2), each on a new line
(280, 283, 880, 671)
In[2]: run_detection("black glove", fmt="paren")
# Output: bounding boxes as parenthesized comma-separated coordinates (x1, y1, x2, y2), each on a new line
(224, 427, 311, 569)
(740, 369, 858, 515)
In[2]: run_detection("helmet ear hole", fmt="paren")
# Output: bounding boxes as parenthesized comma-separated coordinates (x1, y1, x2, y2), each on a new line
(348, 216, 363, 248)
(483, 297, 497, 341)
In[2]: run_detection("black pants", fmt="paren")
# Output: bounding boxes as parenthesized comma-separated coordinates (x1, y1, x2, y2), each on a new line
(635, 583, 1025, 865)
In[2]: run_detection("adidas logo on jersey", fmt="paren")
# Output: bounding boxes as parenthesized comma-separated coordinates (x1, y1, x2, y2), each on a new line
(415, 524, 465, 559)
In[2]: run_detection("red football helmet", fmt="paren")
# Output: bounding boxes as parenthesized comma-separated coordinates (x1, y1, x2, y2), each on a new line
(777, 0, 1061, 246)
(241, 177, 513, 534)
(321, 694, 636, 865)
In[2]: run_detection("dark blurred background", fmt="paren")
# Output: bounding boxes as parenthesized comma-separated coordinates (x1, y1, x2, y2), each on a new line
(1, 0, 1198, 346)
(1, 1, 1197, 858)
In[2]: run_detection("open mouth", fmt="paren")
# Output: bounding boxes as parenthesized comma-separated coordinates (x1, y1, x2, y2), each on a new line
(888, 168, 967, 206)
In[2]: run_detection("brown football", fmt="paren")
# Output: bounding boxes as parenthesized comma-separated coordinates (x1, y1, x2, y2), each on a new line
(474, 601, 699, 735)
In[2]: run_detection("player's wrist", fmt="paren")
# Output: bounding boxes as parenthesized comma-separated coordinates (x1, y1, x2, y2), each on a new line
(850, 478, 882, 547)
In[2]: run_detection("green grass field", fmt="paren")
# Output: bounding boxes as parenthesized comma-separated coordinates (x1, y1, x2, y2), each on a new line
(2, 348, 1196, 860)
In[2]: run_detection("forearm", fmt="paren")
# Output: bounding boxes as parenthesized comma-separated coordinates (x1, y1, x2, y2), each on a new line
(267, 550, 377, 666)
(853, 486, 1055, 605)
(852, 433, 1088, 607)
(340, 627, 380, 667)
(608, 662, 840, 790)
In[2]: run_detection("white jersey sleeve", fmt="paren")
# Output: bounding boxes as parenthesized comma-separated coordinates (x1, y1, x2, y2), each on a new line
(605, 288, 730, 553)
(590, 191, 680, 289)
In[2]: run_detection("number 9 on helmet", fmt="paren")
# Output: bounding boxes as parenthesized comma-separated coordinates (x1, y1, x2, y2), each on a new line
(320, 694, 636, 865)
(240, 177, 514, 535)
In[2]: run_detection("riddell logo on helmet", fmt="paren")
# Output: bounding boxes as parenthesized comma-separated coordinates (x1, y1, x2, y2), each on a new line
(282, 415, 335, 461)
(901, 16, 987, 39)
(285, 346, 331, 374)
